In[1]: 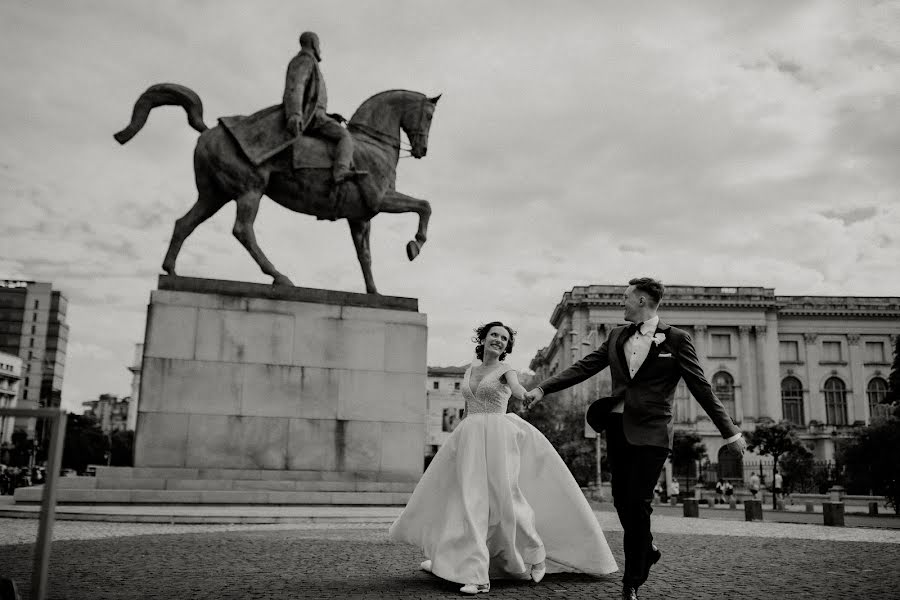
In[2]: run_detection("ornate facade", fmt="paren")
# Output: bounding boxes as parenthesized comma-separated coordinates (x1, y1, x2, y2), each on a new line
(424, 366, 467, 462)
(529, 285, 899, 462)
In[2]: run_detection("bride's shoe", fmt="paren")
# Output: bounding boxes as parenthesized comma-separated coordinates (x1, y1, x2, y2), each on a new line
(531, 561, 546, 583)
(419, 559, 432, 573)
(460, 583, 490, 594)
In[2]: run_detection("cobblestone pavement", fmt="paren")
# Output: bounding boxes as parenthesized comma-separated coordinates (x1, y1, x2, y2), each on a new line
(1, 516, 899, 599)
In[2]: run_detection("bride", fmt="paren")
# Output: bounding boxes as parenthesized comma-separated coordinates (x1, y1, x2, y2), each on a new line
(389, 321, 617, 594)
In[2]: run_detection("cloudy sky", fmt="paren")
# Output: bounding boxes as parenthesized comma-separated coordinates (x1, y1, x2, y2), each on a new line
(1, 1, 898, 412)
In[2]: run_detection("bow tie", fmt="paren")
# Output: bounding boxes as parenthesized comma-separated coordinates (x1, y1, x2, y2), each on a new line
(626, 322, 644, 338)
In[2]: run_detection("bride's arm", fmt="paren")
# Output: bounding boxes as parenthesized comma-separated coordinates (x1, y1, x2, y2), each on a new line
(504, 370, 527, 401)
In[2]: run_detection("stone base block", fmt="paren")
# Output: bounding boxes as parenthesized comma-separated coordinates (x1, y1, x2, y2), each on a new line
(744, 500, 763, 521)
(682, 498, 699, 518)
(132, 276, 428, 492)
(823, 502, 845, 526)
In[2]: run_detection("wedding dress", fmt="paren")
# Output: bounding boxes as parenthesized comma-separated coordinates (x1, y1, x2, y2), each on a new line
(389, 360, 618, 585)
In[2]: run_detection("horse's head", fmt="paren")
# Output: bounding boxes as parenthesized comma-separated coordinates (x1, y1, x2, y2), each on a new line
(401, 94, 441, 159)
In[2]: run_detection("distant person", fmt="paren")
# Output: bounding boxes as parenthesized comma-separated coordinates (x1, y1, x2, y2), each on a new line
(715, 479, 725, 505)
(749, 472, 761, 499)
(723, 481, 735, 504)
(774, 470, 783, 500)
(390, 321, 617, 595)
(668, 479, 680, 501)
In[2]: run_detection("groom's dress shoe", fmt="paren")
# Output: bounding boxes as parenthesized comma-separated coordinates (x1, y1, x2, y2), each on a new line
(622, 585, 639, 600)
(650, 545, 661, 567)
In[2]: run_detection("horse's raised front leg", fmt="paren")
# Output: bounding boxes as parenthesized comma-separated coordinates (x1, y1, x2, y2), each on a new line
(377, 190, 431, 261)
(348, 219, 377, 294)
(233, 190, 294, 286)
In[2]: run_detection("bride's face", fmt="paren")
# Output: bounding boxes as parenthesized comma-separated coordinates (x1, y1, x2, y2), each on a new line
(482, 326, 510, 357)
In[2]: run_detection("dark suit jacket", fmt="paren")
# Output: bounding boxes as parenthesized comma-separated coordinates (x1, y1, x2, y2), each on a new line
(538, 320, 740, 450)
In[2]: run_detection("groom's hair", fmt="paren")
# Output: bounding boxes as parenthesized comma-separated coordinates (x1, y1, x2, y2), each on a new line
(629, 277, 665, 307)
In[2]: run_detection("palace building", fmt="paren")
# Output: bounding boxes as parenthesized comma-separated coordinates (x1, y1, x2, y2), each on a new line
(529, 285, 899, 463)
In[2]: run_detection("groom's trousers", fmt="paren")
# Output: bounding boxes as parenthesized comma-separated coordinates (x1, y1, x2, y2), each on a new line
(605, 414, 669, 588)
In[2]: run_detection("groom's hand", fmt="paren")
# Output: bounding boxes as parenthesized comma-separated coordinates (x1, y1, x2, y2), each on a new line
(522, 388, 544, 409)
(722, 436, 747, 456)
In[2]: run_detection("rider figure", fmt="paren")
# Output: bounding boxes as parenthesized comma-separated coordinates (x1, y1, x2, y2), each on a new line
(283, 31, 367, 185)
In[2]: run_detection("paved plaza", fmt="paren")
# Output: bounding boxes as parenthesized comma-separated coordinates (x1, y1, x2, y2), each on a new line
(2, 509, 899, 599)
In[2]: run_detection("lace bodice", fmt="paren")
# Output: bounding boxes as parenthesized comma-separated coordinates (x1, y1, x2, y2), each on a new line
(462, 362, 514, 414)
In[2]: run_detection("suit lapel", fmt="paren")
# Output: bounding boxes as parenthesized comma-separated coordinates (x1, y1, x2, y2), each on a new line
(614, 326, 631, 381)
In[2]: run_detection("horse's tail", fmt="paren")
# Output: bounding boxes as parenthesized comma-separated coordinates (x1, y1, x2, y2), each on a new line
(113, 83, 208, 144)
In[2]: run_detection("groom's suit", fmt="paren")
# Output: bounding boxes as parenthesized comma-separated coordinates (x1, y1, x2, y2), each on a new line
(537, 319, 740, 589)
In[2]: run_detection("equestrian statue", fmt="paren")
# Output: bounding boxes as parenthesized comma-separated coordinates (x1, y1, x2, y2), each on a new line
(114, 31, 440, 294)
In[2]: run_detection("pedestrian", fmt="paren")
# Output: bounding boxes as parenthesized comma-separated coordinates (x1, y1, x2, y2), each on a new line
(774, 470, 783, 501)
(749, 472, 761, 499)
(715, 479, 725, 505)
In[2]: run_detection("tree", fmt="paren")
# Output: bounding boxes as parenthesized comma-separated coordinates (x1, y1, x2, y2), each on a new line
(886, 336, 900, 416)
(671, 431, 707, 491)
(520, 399, 596, 487)
(747, 420, 807, 508)
(61, 414, 106, 473)
(838, 417, 900, 514)
(777, 444, 815, 493)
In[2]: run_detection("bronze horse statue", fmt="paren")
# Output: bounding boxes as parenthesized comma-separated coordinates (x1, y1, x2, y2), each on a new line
(114, 83, 439, 293)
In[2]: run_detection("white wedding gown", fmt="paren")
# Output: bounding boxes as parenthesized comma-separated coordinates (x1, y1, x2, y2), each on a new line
(389, 361, 618, 585)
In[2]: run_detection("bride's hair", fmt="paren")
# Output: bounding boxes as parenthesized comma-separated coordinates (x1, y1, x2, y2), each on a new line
(472, 321, 516, 361)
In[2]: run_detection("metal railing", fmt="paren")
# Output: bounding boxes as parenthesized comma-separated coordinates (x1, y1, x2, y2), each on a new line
(0, 407, 67, 600)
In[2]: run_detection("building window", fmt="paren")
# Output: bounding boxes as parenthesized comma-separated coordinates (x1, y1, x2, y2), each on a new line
(34, 300, 39, 309)
(822, 341, 842, 362)
(711, 334, 732, 356)
(24, 377, 29, 387)
(31, 325, 35, 335)
(865, 341, 885, 364)
(712, 371, 736, 420)
(868, 377, 891, 421)
(454, 382, 460, 391)
(33, 313, 37, 322)
(432, 381, 439, 390)
(23, 389, 27, 400)
(779, 341, 799, 363)
(823, 377, 848, 425)
(29, 337, 34, 347)
(673, 381, 691, 423)
(781, 377, 804, 425)
(27, 351, 32, 360)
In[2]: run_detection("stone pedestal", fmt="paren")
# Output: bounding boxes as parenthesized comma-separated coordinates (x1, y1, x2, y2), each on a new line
(868, 501, 879, 516)
(682, 498, 699, 518)
(20, 276, 428, 507)
(744, 500, 763, 521)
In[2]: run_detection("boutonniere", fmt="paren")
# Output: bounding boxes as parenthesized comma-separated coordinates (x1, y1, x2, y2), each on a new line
(652, 333, 666, 346)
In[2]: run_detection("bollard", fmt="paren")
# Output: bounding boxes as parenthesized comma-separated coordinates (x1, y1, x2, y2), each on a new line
(775, 498, 785, 511)
(683, 498, 700, 518)
(805, 502, 815, 513)
(828, 486, 845, 502)
(823, 501, 845, 526)
(744, 499, 763, 521)
(670, 496, 678, 506)
(728, 497, 736, 510)
(868, 501, 879, 516)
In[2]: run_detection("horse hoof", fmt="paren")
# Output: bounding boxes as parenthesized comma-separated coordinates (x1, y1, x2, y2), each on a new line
(272, 275, 294, 287)
(406, 241, 420, 261)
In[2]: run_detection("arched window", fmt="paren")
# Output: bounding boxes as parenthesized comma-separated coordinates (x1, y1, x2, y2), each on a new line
(867, 377, 891, 421)
(712, 371, 736, 420)
(673, 381, 691, 423)
(823, 377, 847, 426)
(781, 377, 804, 426)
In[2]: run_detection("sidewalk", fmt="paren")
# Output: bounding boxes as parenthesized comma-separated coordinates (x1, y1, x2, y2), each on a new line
(2, 509, 899, 599)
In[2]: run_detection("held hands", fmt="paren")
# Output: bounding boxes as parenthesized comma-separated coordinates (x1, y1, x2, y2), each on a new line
(722, 435, 748, 457)
(522, 388, 544, 410)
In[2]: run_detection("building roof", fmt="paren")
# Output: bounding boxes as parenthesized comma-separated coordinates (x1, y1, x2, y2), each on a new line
(427, 365, 468, 376)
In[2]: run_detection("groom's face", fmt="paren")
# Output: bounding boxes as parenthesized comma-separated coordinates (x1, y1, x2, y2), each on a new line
(623, 285, 640, 322)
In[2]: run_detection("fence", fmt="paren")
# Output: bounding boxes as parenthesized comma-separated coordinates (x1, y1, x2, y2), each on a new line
(677, 459, 842, 494)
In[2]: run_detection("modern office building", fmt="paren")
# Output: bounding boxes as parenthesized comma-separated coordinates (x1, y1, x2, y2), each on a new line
(0, 280, 69, 440)
(529, 285, 899, 462)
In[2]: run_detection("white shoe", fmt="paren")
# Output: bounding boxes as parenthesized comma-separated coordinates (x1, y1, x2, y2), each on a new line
(531, 561, 546, 583)
(419, 559, 432, 573)
(460, 583, 490, 594)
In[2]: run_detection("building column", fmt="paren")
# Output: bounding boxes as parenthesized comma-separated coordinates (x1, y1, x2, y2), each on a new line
(691, 325, 708, 422)
(803, 333, 820, 423)
(738, 325, 756, 421)
(847, 334, 865, 424)
(757, 317, 781, 420)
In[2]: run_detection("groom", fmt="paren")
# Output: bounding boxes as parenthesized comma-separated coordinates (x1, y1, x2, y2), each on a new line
(524, 277, 746, 600)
